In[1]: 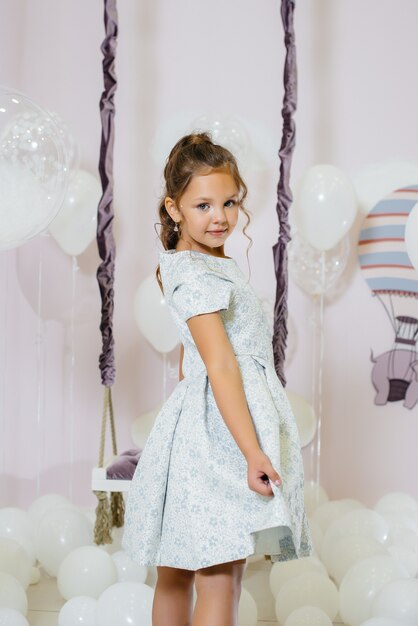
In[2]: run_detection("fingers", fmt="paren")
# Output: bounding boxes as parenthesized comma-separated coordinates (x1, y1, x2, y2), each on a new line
(262, 480, 274, 496)
(259, 456, 282, 487)
(250, 475, 275, 497)
(246, 455, 283, 496)
(268, 465, 282, 487)
(254, 482, 274, 497)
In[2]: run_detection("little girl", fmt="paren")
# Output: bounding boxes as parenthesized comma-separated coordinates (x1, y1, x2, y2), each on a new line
(122, 132, 312, 626)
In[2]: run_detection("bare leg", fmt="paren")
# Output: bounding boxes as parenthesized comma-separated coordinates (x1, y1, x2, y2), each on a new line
(192, 558, 246, 626)
(152, 565, 195, 626)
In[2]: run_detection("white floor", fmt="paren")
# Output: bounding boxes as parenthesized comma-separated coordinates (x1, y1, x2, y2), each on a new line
(27, 555, 345, 625)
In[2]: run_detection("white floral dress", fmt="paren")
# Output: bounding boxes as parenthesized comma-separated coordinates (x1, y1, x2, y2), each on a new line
(122, 249, 312, 570)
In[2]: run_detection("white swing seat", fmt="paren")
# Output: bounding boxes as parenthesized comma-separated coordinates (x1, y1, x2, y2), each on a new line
(91, 455, 132, 493)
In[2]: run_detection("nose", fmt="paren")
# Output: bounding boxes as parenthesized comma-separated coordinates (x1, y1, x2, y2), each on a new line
(212, 204, 228, 225)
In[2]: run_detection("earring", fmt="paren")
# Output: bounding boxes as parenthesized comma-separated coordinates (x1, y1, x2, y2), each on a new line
(174, 221, 179, 232)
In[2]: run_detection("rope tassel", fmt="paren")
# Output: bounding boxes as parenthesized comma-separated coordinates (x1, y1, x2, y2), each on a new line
(111, 491, 125, 527)
(94, 490, 113, 544)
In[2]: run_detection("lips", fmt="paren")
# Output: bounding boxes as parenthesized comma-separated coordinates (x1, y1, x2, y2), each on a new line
(208, 229, 227, 233)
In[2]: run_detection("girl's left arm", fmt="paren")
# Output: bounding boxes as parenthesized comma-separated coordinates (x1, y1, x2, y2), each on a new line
(186, 312, 282, 496)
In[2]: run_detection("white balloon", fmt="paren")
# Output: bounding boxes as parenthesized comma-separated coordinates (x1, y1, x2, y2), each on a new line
(131, 404, 162, 449)
(375, 492, 418, 516)
(321, 509, 389, 568)
(284, 605, 333, 626)
(237, 587, 258, 626)
(16, 233, 98, 324)
(0, 509, 36, 565)
(36, 508, 93, 576)
(288, 232, 350, 295)
(0, 163, 50, 249)
(304, 483, 329, 518)
(58, 546, 117, 600)
(387, 545, 418, 578)
(134, 273, 180, 353)
(380, 511, 418, 538)
(191, 113, 251, 172)
(285, 391, 317, 447)
(339, 555, 409, 626)
(325, 533, 387, 586)
(308, 518, 324, 556)
(286, 313, 298, 367)
(80, 507, 96, 527)
(111, 550, 147, 583)
(96, 581, 154, 626)
(58, 596, 97, 626)
(270, 556, 327, 597)
(275, 572, 339, 624)
(388, 525, 418, 551)
(49, 169, 101, 256)
(0, 573, 27, 615)
(0, 607, 29, 625)
(0, 89, 70, 250)
(48, 112, 79, 173)
(151, 112, 270, 190)
(352, 159, 418, 215)
(386, 526, 418, 576)
(0, 538, 32, 590)
(150, 109, 202, 171)
(28, 493, 75, 528)
(372, 578, 418, 624)
(294, 165, 357, 251)
(408, 509, 418, 531)
(312, 498, 364, 533)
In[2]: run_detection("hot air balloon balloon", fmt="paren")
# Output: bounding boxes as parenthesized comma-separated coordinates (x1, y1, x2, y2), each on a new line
(358, 185, 418, 409)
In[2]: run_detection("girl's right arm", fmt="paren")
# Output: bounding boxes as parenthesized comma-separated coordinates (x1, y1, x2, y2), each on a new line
(187, 311, 282, 496)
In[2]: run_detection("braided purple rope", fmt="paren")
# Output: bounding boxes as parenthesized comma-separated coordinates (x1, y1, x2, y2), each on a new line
(272, 0, 297, 388)
(96, 0, 118, 387)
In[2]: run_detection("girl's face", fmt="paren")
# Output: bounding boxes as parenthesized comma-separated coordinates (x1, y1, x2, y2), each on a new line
(165, 168, 240, 253)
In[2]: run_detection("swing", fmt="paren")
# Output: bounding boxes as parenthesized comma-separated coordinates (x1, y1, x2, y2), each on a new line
(91, 388, 140, 495)
(91, 0, 297, 545)
(90, 1, 133, 545)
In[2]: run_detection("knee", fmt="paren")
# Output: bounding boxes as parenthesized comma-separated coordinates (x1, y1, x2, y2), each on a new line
(195, 559, 246, 596)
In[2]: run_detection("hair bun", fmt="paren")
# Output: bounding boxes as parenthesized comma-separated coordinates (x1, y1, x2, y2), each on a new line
(167, 132, 213, 162)
(188, 132, 212, 145)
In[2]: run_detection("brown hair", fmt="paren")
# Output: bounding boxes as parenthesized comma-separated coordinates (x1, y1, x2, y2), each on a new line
(154, 131, 253, 293)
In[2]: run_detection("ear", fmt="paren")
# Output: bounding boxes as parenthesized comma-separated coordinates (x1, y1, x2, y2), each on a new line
(164, 196, 181, 223)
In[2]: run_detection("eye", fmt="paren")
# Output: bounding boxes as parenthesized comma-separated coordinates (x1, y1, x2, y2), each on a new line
(197, 203, 210, 211)
(225, 199, 237, 208)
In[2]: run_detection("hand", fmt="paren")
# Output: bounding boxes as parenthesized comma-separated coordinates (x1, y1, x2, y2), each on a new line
(246, 449, 282, 497)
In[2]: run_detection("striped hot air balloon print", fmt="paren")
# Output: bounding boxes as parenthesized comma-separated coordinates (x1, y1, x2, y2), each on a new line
(358, 186, 418, 409)
(358, 185, 418, 297)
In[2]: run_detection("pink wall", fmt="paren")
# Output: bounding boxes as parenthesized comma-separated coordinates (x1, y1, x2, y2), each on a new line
(1, 0, 417, 509)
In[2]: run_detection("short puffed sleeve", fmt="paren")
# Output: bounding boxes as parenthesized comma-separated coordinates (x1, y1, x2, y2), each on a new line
(170, 261, 234, 323)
